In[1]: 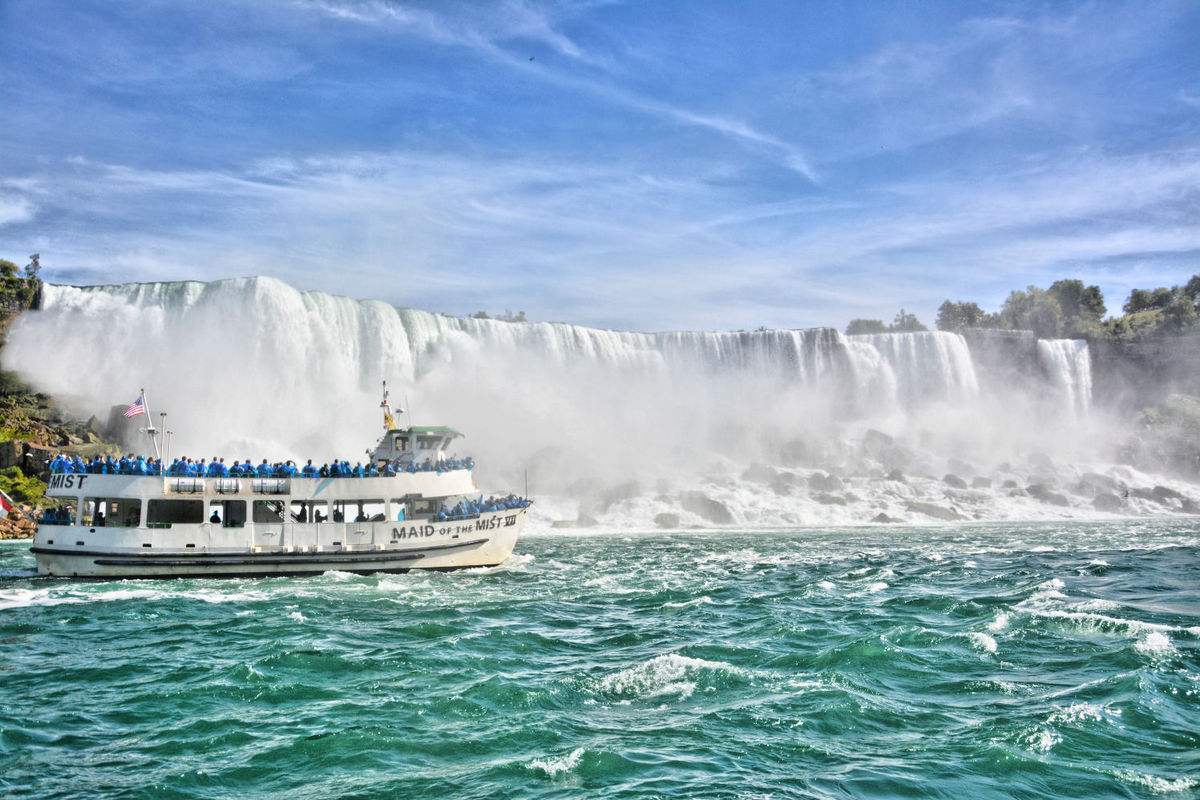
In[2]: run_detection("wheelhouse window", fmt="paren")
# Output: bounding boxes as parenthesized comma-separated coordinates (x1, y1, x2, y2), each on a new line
(82, 498, 141, 527)
(147, 499, 202, 528)
(209, 500, 246, 528)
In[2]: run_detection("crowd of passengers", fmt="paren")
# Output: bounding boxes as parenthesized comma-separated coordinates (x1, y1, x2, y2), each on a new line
(437, 494, 532, 521)
(47, 453, 476, 477)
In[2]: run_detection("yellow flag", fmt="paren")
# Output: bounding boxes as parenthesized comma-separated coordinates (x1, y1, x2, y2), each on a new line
(384, 410, 396, 430)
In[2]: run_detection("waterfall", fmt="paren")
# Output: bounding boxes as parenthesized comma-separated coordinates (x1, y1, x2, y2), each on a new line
(854, 332, 980, 407)
(1036, 339, 1093, 416)
(4, 276, 1047, 487)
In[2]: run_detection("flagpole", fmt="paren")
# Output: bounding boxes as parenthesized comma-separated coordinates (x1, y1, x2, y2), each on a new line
(139, 388, 162, 460)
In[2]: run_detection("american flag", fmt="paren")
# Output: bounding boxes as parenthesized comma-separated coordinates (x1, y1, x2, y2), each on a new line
(124, 394, 146, 418)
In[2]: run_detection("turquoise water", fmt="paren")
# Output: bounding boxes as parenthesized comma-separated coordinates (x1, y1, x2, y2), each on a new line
(2, 521, 1199, 799)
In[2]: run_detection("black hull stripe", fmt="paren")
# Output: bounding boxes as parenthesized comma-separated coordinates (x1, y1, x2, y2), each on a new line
(30, 537, 490, 564)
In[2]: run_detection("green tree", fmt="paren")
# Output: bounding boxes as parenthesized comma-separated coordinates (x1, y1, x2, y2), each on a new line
(999, 286, 1063, 338)
(1123, 286, 1175, 314)
(1048, 279, 1105, 336)
(935, 300, 985, 332)
(0, 259, 17, 279)
(1183, 274, 1200, 305)
(889, 308, 928, 332)
(845, 318, 887, 335)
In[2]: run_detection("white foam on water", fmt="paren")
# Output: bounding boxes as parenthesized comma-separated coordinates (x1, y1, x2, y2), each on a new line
(1135, 631, 1175, 656)
(987, 612, 1010, 633)
(598, 653, 747, 700)
(663, 595, 714, 609)
(1112, 770, 1197, 795)
(966, 631, 998, 653)
(817, 580, 836, 591)
(1048, 702, 1120, 725)
(528, 747, 585, 778)
(0, 585, 271, 609)
(288, 610, 306, 623)
(322, 570, 356, 581)
(1025, 728, 1060, 753)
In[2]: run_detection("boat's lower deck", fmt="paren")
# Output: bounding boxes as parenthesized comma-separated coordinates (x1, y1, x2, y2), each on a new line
(32, 507, 528, 578)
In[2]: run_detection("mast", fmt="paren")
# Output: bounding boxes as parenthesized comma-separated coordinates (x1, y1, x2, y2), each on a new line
(139, 388, 162, 460)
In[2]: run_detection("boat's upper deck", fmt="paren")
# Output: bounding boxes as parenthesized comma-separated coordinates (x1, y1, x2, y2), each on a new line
(47, 468, 478, 502)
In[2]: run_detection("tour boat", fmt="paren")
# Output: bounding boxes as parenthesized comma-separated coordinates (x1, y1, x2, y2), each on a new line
(32, 388, 529, 578)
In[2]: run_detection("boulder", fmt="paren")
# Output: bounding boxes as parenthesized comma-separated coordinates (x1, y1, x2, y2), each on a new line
(1092, 493, 1124, 512)
(871, 512, 902, 523)
(942, 474, 968, 489)
(1001, 479, 1019, 489)
(595, 480, 641, 512)
(1080, 472, 1123, 494)
(947, 458, 976, 477)
(654, 512, 681, 529)
(808, 472, 844, 492)
(1182, 498, 1200, 515)
(905, 501, 964, 521)
(0, 440, 20, 470)
(813, 493, 847, 506)
(843, 492, 861, 504)
(680, 492, 734, 525)
(1027, 484, 1070, 507)
(1152, 485, 1185, 503)
(740, 463, 778, 484)
(769, 476, 794, 496)
(886, 468, 906, 482)
(971, 477, 992, 489)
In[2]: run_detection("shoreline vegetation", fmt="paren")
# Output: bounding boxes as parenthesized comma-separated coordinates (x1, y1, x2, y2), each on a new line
(0, 257, 123, 538)
(846, 274, 1200, 340)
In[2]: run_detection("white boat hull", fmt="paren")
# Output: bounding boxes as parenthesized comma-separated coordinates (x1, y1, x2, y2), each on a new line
(32, 507, 528, 578)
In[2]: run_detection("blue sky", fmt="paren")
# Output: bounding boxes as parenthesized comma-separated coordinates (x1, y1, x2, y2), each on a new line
(1, 0, 1198, 331)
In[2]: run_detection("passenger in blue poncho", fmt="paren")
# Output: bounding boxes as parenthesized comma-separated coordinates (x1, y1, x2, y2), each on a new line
(302, 460, 316, 478)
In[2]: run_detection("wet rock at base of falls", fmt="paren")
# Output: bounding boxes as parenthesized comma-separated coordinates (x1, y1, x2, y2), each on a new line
(905, 501, 964, 521)
(1001, 479, 1019, 489)
(595, 481, 641, 512)
(1182, 497, 1200, 514)
(843, 492, 861, 503)
(770, 475, 795, 496)
(860, 429, 914, 471)
(654, 512, 681, 529)
(942, 474, 968, 489)
(871, 512, 902, 523)
(680, 492, 734, 525)
(1079, 472, 1123, 494)
(1027, 484, 1070, 506)
(1092, 493, 1124, 512)
(741, 463, 779, 484)
(1152, 485, 1185, 503)
(813, 493, 847, 506)
(886, 468, 905, 482)
(807, 472, 844, 492)
(971, 477, 992, 489)
(946, 458, 976, 478)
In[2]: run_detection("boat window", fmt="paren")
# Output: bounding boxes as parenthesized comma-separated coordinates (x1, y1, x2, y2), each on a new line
(408, 497, 439, 516)
(417, 436, 439, 450)
(82, 498, 142, 528)
(335, 499, 386, 523)
(209, 500, 246, 528)
(252, 500, 288, 524)
(292, 500, 328, 523)
(394, 435, 409, 451)
(147, 499, 202, 528)
(389, 498, 410, 521)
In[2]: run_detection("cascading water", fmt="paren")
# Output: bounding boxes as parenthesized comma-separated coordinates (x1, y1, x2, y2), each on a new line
(3, 276, 1133, 528)
(1036, 339, 1093, 416)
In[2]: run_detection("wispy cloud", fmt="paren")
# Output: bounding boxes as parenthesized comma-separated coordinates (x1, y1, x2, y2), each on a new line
(306, 0, 818, 180)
